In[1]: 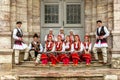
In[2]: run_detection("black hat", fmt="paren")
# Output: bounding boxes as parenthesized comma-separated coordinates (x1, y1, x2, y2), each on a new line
(33, 33, 39, 38)
(16, 21, 22, 24)
(96, 20, 102, 23)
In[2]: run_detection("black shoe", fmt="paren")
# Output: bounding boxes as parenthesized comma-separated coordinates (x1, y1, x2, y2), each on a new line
(24, 59, 28, 61)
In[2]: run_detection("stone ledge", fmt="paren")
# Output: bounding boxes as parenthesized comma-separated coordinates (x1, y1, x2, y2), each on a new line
(0, 32, 11, 36)
(111, 49, 120, 54)
(111, 57, 120, 69)
(111, 30, 120, 36)
(0, 49, 13, 55)
(0, 31, 40, 37)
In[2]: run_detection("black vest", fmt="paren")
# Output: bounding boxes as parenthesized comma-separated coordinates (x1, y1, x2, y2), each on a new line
(16, 28, 23, 37)
(31, 42, 40, 51)
(96, 26, 107, 43)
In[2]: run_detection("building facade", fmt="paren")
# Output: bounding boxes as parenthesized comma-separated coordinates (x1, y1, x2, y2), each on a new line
(0, 0, 120, 68)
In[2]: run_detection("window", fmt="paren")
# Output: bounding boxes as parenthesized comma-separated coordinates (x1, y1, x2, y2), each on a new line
(66, 4, 81, 24)
(45, 5, 59, 23)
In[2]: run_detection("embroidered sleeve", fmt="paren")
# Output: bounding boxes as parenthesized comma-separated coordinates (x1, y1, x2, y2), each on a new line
(39, 44, 43, 52)
(80, 42, 84, 52)
(13, 29, 19, 40)
(103, 26, 110, 38)
(28, 43, 32, 50)
(88, 43, 92, 51)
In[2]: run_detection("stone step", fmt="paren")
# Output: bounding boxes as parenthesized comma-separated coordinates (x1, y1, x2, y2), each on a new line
(20, 60, 103, 64)
(13, 61, 110, 71)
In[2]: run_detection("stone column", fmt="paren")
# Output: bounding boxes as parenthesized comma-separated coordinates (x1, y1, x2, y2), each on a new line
(27, 0, 33, 33)
(96, 0, 108, 25)
(10, 0, 17, 31)
(16, 0, 28, 32)
(0, 0, 11, 49)
(111, 0, 120, 68)
(91, 0, 97, 32)
(0, 0, 10, 31)
(32, 0, 40, 33)
(107, 0, 113, 49)
(84, 0, 92, 34)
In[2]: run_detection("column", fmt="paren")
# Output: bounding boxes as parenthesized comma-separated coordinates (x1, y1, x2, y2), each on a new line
(32, 0, 40, 33)
(84, 0, 92, 34)
(16, 0, 28, 32)
(111, 0, 120, 69)
(0, 0, 10, 31)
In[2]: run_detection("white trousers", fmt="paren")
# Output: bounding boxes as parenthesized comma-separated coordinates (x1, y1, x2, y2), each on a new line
(93, 47, 108, 63)
(35, 54, 41, 63)
(14, 48, 29, 64)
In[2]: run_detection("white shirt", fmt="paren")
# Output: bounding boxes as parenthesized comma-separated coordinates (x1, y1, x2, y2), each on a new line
(13, 28, 22, 40)
(71, 42, 84, 52)
(29, 41, 43, 52)
(96, 26, 109, 38)
(44, 42, 55, 52)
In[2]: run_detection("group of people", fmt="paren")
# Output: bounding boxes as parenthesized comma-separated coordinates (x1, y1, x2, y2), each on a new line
(12, 20, 109, 66)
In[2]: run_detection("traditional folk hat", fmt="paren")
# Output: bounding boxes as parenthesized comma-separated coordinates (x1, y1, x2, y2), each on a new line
(60, 27, 64, 30)
(49, 29, 53, 31)
(33, 33, 39, 38)
(16, 21, 22, 24)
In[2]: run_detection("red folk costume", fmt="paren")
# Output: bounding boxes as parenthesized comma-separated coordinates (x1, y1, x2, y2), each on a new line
(55, 41, 63, 62)
(48, 41, 59, 65)
(64, 41, 71, 65)
(41, 36, 55, 65)
(71, 35, 81, 65)
(82, 35, 92, 65)
(55, 35, 68, 65)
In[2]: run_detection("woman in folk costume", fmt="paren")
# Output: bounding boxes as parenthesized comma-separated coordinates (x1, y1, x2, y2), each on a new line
(69, 29, 75, 43)
(63, 35, 72, 66)
(43, 35, 57, 66)
(55, 35, 65, 64)
(71, 35, 84, 66)
(13, 21, 28, 65)
(82, 35, 92, 66)
(58, 28, 65, 42)
(44, 29, 55, 42)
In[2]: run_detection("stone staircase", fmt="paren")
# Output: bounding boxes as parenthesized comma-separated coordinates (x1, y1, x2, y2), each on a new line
(11, 61, 111, 80)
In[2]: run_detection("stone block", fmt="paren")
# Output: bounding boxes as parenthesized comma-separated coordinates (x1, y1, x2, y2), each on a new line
(1, 75, 19, 80)
(111, 57, 120, 68)
(0, 49, 13, 71)
(104, 75, 118, 80)
(0, 37, 11, 48)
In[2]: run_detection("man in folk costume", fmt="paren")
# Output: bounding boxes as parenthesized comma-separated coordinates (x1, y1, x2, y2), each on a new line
(93, 20, 109, 64)
(58, 28, 65, 42)
(55, 35, 65, 64)
(27, 33, 43, 66)
(69, 29, 75, 43)
(82, 35, 92, 66)
(71, 35, 84, 66)
(44, 29, 55, 42)
(43, 35, 57, 66)
(13, 21, 28, 65)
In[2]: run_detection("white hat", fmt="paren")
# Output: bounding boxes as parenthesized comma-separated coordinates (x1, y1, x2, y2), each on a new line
(49, 29, 53, 31)
(60, 27, 64, 30)
(70, 29, 73, 32)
